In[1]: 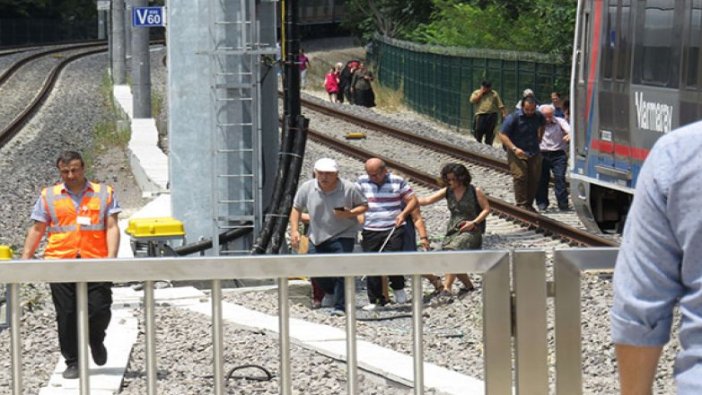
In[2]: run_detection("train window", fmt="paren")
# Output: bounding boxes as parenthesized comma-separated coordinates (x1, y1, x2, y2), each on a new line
(602, 1, 617, 80)
(615, 0, 631, 81)
(686, 0, 702, 88)
(634, 0, 676, 86)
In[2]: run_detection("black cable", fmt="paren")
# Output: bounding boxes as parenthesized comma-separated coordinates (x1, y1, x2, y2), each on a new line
(356, 313, 414, 322)
(225, 364, 274, 382)
(175, 225, 252, 256)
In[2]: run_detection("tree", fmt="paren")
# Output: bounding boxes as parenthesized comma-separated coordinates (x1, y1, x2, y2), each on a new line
(341, 0, 434, 42)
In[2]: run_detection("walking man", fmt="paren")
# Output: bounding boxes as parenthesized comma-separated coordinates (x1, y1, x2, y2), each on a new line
(499, 96, 545, 212)
(535, 104, 571, 211)
(289, 158, 368, 314)
(469, 80, 507, 145)
(612, 120, 702, 394)
(21, 151, 120, 379)
(357, 158, 418, 310)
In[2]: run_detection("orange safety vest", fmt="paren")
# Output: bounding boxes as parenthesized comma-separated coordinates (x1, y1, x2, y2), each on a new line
(41, 182, 113, 259)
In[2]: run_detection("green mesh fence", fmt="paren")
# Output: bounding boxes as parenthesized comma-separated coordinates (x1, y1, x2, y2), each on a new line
(371, 35, 571, 132)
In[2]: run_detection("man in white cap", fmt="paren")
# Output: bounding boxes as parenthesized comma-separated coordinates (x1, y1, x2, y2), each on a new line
(289, 158, 368, 314)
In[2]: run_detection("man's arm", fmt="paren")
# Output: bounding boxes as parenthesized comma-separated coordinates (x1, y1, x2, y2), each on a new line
(469, 89, 482, 104)
(21, 221, 47, 259)
(106, 213, 120, 258)
(396, 194, 418, 227)
(616, 344, 662, 395)
(409, 208, 430, 250)
(289, 207, 302, 249)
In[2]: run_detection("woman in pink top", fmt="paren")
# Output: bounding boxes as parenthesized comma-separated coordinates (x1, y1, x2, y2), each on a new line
(324, 66, 340, 103)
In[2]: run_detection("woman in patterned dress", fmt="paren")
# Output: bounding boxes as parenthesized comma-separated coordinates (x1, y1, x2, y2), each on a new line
(418, 163, 490, 294)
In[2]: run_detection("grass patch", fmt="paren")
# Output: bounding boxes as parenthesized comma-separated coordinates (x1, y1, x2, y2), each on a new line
(372, 80, 405, 112)
(151, 90, 164, 118)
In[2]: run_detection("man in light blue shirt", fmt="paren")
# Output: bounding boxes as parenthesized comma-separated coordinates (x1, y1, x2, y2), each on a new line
(612, 120, 702, 394)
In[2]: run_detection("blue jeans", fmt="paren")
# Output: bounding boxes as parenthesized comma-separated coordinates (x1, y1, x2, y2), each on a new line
(308, 237, 355, 311)
(536, 150, 568, 208)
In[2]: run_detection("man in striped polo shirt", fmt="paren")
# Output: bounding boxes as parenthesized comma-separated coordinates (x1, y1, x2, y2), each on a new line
(357, 158, 419, 310)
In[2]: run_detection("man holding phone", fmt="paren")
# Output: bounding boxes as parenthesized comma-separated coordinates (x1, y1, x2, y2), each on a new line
(289, 158, 368, 315)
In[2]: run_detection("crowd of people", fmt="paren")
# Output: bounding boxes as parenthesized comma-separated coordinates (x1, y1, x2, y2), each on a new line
(290, 157, 490, 314)
(322, 59, 376, 107)
(470, 81, 571, 212)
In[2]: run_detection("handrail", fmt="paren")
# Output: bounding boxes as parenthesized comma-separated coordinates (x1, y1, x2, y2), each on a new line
(2, 250, 511, 395)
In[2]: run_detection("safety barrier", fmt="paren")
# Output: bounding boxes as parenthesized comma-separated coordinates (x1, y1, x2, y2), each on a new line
(0, 248, 618, 394)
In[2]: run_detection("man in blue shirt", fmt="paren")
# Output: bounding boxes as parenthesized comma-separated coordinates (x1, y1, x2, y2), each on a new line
(499, 96, 545, 211)
(612, 120, 702, 394)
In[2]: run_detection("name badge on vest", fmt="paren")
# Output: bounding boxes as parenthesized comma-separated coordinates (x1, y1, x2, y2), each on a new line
(77, 216, 91, 226)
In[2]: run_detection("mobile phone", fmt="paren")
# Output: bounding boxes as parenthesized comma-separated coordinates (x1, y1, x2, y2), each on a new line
(334, 207, 346, 211)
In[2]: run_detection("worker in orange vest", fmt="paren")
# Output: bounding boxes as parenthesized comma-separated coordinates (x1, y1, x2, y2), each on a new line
(21, 150, 121, 380)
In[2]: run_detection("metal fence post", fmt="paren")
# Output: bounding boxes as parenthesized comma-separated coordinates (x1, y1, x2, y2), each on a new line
(10, 283, 22, 395)
(212, 279, 225, 395)
(513, 250, 548, 394)
(144, 280, 157, 395)
(554, 251, 584, 395)
(278, 277, 292, 395)
(482, 254, 512, 395)
(344, 276, 358, 395)
(77, 281, 90, 395)
(411, 274, 424, 395)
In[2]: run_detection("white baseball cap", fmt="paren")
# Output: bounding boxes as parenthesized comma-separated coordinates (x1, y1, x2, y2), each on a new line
(314, 158, 338, 172)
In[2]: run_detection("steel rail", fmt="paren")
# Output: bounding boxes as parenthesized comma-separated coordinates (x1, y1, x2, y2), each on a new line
(306, 129, 618, 247)
(298, 96, 511, 173)
(0, 42, 107, 87)
(0, 46, 107, 149)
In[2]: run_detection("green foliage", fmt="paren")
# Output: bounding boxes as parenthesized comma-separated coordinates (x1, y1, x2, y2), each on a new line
(407, 0, 577, 59)
(341, 0, 434, 42)
(0, 0, 96, 20)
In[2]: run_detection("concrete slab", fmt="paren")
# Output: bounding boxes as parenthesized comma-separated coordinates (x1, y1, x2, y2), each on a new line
(182, 300, 486, 394)
(39, 307, 138, 395)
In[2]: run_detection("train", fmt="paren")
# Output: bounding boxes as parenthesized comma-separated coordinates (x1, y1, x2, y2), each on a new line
(570, 0, 702, 233)
(279, 0, 347, 36)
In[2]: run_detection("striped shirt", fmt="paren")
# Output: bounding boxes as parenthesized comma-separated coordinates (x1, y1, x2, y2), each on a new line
(357, 173, 414, 231)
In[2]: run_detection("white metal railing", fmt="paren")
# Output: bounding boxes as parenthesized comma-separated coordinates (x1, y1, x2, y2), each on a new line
(1, 248, 620, 395)
(0, 250, 512, 395)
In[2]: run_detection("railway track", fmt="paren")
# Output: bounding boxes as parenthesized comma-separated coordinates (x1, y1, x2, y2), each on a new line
(0, 43, 108, 148)
(291, 96, 617, 247)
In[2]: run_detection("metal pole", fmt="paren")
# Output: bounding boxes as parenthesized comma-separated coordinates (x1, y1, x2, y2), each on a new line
(411, 274, 424, 394)
(10, 283, 22, 395)
(124, 0, 132, 60)
(212, 279, 225, 395)
(131, 0, 152, 118)
(278, 278, 292, 395)
(111, 0, 126, 84)
(98, 10, 107, 40)
(77, 282, 90, 395)
(344, 276, 358, 395)
(144, 280, 157, 395)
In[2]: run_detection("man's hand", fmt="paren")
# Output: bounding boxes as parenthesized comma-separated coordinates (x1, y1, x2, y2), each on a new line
(514, 147, 529, 160)
(334, 208, 353, 219)
(563, 134, 571, 143)
(394, 213, 406, 228)
(420, 238, 430, 251)
(290, 230, 300, 250)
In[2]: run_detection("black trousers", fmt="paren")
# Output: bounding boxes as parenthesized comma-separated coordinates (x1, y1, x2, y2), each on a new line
(50, 282, 113, 365)
(361, 228, 405, 305)
(473, 112, 498, 145)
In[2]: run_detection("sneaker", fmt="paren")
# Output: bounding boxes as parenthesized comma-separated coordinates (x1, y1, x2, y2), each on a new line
(558, 204, 570, 211)
(91, 342, 108, 366)
(330, 309, 345, 316)
(362, 303, 379, 311)
(393, 289, 408, 304)
(320, 293, 334, 308)
(457, 286, 475, 298)
(537, 204, 548, 211)
(62, 363, 79, 380)
(312, 300, 322, 309)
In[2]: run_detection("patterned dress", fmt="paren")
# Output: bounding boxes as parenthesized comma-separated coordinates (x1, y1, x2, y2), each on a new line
(441, 185, 482, 250)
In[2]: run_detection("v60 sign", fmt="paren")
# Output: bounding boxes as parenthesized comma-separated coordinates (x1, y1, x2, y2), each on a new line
(132, 7, 166, 27)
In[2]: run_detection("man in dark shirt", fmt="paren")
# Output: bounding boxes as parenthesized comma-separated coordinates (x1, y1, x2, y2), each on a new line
(499, 96, 545, 211)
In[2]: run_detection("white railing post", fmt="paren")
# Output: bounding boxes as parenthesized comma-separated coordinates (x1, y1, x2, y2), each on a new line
(278, 277, 292, 395)
(344, 276, 358, 394)
(10, 283, 22, 395)
(212, 279, 225, 395)
(482, 254, 512, 395)
(411, 274, 424, 394)
(144, 280, 158, 395)
(77, 282, 90, 395)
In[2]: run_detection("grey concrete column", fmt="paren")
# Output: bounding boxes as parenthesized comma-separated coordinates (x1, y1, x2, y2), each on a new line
(124, 0, 132, 60)
(111, 0, 126, 84)
(131, 0, 151, 118)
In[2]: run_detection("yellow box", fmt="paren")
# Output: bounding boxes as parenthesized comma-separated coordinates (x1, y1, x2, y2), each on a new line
(126, 217, 185, 238)
(0, 245, 13, 260)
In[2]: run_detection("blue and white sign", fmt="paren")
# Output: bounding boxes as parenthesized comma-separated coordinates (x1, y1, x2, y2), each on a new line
(132, 7, 166, 27)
